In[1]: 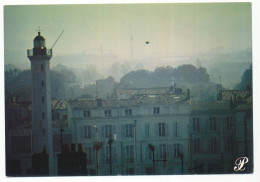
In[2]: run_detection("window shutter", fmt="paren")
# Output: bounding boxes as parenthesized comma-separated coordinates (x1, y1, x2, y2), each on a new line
(177, 122, 181, 137)
(166, 144, 172, 160)
(155, 145, 159, 159)
(112, 146, 117, 163)
(101, 126, 105, 138)
(121, 125, 125, 138)
(180, 144, 183, 155)
(217, 118, 222, 132)
(145, 123, 149, 138)
(101, 147, 105, 164)
(206, 117, 210, 131)
(208, 138, 211, 153)
(173, 122, 177, 137)
(79, 126, 84, 139)
(91, 126, 95, 139)
(165, 123, 169, 136)
(154, 123, 158, 137)
(145, 145, 149, 160)
(112, 125, 116, 135)
(217, 139, 221, 153)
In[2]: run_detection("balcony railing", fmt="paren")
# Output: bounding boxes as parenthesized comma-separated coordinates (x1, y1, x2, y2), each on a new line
(27, 49, 52, 57)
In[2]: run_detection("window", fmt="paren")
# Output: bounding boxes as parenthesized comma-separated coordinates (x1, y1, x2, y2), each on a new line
(153, 107, 160, 114)
(104, 109, 112, 117)
(159, 144, 166, 159)
(103, 146, 117, 164)
(210, 117, 216, 131)
(42, 96, 45, 103)
(226, 137, 233, 153)
(125, 109, 132, 116)
(86, 147, 93, 165)
(126, 168, 134, 175)
(227, 117, 233, 130)
(105, 146, 110, 164)
(145, 123, 149, 138)
(173, 122, 178, 137)
(56, 113, 60, 120)
(84, 125, 92, 138)
(193, 118, 200, 131)
(194, 138, 200, 153)
(42, 112, 45, 119)
(159, 123, 165, 136)
(209, 138, 220, 153)
(105, 125, 112, 137)
(84, 110, 91, 117)
(126, 145, 134, 163)
(41, 80, 44, 87)
(173, 144, 181, 158)
(147, 144, 153, 160)
(126, 124, 133, 137)
(63, 115, 67, 120)
(41, 64, 43, 70)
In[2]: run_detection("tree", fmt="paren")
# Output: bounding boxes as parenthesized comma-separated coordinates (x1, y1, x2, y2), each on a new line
(234, 66, 252, 90)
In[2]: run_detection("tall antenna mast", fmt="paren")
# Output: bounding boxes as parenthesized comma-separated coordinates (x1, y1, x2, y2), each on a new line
(48, 31, 64, 54)
(51, 31, 64, 49)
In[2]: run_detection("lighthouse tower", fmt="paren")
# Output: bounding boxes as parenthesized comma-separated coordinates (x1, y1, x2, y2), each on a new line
(27, 31, 54, 174)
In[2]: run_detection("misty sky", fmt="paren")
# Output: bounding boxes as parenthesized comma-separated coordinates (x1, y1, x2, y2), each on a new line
(4, 3, 251, 69)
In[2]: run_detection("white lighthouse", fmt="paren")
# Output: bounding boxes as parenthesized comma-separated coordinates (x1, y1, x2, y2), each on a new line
(27, 31, 54, 175)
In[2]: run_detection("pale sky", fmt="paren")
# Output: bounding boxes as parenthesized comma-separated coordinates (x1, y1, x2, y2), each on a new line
(4, 3, 252, 69)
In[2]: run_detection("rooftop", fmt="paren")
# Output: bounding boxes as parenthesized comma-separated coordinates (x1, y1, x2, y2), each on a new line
(191, 101, 231, 112)
(69, 94, 188, 109)
(220, 90, 252, 104)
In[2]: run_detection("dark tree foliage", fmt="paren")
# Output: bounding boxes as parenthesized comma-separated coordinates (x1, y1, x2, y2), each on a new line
(234, 66, 252, 90)
(119, 64, 219, 100)
(120, 65, 210, 88)
(173, 65, 210, 83)
(120, 70, 153, 88)
(5, 69, 80, 101)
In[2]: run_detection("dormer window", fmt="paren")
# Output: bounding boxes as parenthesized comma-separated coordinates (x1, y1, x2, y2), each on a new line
(104, 109, 112, 117)
(153, 107, 160, 114)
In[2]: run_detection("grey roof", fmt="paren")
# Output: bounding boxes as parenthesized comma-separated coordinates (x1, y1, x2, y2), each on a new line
(191, 101, 231, 112)
(220, 90, 252, 104)
(115, 87, 173, 97)
(51, 99, 67, 110)
(69, 94, 188, 109)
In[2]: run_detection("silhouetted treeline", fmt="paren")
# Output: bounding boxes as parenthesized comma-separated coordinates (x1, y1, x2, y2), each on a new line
(5, 63, 251, 101)
(120, 65, 210, 87)
(5, 68, 81, 102)
(119, 65, 218, 100)
(234, 65, 252, 90)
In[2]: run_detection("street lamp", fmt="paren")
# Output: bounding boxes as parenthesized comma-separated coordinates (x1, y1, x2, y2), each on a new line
(132, 120, 137, 174)
(179, 152, 184, 174)
(148, 143, 155, 174)
(93, 125, 103, 175)
(94, 141, 103, 175)
(108, 134, 116, 175)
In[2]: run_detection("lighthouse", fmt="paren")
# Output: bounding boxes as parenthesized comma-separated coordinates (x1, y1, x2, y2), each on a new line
(27, 31, 54, 175)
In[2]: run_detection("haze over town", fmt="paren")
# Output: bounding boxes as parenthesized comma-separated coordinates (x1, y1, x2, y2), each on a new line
(4, 3, 252, 88)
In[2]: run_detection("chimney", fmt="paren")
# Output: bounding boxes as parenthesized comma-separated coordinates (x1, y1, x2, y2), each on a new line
(71, 144, 76, 152)
(170, 86, 174, 93)
(64, 144, 70, 153)
(186, 89, 190, 100)
(96, 98, 102, 107)
(78, 144, 83, 152)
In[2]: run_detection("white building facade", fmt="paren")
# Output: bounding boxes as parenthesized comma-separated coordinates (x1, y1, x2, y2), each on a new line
(68, 95, 191, 175)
